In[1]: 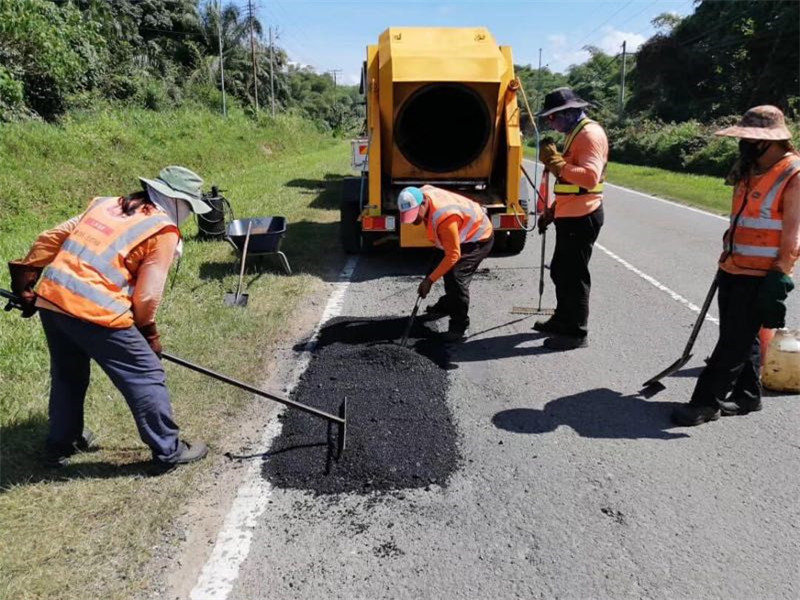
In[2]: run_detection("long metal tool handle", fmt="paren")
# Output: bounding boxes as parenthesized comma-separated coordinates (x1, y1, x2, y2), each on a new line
(680, 273, 720, 359)
(537, 229, 546, 312)
(400, 295, 422, 347)
(1, 288, 23, 312)
(234, 221, 253, 300)
(162, 351, 344, 425)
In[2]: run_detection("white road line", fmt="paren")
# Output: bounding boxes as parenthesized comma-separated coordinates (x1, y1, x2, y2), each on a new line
(596, 242, 719, 325)
(603, 182, 729, 222)
(190, 256, 360, 600)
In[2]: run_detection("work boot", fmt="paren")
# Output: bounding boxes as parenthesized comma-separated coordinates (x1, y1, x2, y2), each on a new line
(152, 440, 208, 473)
(671, 403, 720, 426)
(543, 334, 588, 350)
(441, 323, 468, 343)
(43, 428, 99, 468)
(533, 317, 573, 335)
(424, 297, 450, 320)
(719, 397, 763, 416)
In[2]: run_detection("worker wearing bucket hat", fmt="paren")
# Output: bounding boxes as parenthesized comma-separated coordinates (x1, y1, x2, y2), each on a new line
(533, 87, 608, 350)
(7, 166, 211, 469)
(398, 184, 494, 342)
(672, 106, 800, 426)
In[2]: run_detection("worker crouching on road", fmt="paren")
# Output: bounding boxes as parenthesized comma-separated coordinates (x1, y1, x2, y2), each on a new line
(397, 185, 494, 342)
(8, 166, 212, 468)
(535, 87, 609, 350)
(672, 106, 800, 426)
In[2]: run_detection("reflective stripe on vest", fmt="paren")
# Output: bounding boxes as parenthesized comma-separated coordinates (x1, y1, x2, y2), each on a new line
(422, 186, 492, 249)
(554, 118, 605, 197)
(37, 196, 177, 327)
(727, 156, 800, 271)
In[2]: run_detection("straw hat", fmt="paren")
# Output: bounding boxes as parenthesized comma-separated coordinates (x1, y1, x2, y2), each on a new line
(714, 105, 792, 141)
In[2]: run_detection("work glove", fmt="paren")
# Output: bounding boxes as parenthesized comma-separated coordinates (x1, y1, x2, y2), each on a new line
(539, 141, 566, 176)
(757, 270, 795, 329)
(417, 277, 433, 299)
(537, 206, 554, 234)
(8, 261, 43, 318)
(137, 323, 163, 358)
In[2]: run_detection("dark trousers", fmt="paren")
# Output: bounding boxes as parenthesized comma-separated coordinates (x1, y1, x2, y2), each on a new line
(691, 270, 763, 407)
(40, 309, 181, 462)
(551, 206, 604, 337)
(430, 234, 494, 332)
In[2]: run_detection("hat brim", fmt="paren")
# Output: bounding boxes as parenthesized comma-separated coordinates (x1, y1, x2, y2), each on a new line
(536, 99, 591, 118)
(140, 177, 212, 214)
(400, 205, 421, 224)
(713, 125, 792, 141)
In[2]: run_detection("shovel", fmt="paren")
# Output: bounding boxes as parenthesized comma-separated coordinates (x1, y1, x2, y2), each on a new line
(225, 221, 252, 307)
(642, 273, 719, 388)
(399, 295, 422, 347)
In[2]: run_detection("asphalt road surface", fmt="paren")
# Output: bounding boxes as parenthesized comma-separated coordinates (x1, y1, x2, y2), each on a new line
(214, 167, 800, 600)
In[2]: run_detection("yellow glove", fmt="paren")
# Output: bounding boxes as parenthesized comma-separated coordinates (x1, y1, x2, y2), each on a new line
(539, 142, 566, 176)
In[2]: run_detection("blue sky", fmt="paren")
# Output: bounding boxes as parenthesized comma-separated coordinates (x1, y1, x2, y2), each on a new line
(256, 0, 695, 84)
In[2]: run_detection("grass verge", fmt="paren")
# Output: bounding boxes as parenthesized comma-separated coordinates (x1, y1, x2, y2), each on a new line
(523, 146, 731, 214)
(0, 105, 350, 599)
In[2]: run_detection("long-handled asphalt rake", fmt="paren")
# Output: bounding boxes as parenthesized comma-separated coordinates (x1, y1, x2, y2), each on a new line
(642, 273, 719, 388)
(399, 295, 422, 347)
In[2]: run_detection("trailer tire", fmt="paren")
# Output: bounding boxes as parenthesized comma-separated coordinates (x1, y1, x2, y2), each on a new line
(340, 199, 362, 254)
(506, 230, 527, 254)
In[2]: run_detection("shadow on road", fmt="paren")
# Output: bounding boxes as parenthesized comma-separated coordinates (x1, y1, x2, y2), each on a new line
(492, 387, 689, 440)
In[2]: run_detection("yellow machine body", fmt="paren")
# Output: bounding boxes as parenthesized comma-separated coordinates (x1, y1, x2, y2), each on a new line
(353, 27, 526, 250)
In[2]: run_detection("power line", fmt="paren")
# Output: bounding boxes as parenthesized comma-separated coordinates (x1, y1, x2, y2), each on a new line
(574, 0, 636, 49)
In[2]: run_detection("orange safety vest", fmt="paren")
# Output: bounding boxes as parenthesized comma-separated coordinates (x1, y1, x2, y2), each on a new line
(37, 196, 178, 328)
(725, 154, 800, 272)
(421, 185, 493, 249)
(553, 118, 606, 218)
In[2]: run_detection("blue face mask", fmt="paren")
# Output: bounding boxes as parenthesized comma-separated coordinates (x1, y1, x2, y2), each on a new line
(551, 110, 586, 133)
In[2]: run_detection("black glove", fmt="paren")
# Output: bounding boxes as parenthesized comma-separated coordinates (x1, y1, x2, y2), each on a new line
(417, 277, 433, 299)
(758, 271, 795, 328)
(537, 207, 554, 234)
(8, 261, 43, 318)
(137, 323, 163, 358)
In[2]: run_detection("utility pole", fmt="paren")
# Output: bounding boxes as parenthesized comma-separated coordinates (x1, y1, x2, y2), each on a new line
(536, 47, 542, 111)
(247, 0, 259, 112)
(217, 0, 226, 116)
(269, 26, 276, 117)
(328, 69, 342, 89)
(619, 40, 627, 118)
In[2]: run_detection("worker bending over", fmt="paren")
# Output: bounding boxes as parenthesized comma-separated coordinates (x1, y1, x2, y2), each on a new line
(672, 106, 800, 426)
(536, 87, 609, 350)
(397, 185, 494, 342)
(9, 166, 211, 468)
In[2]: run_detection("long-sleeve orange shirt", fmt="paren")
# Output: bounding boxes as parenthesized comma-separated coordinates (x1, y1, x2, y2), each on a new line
(21, 210, 178, 327)
(556, 121, 608, 218)
(428, 216, 461, 282)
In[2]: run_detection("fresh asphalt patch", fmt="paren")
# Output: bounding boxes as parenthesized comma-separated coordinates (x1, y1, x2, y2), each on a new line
(263, 317, 459, 494)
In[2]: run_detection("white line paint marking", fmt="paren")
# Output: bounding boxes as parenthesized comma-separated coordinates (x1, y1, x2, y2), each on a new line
(190, 256, 360, 600)
(603, 182, 729, 222)
(596, 243, 719, 325)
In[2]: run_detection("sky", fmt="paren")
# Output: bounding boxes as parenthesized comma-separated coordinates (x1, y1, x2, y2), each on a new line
(256, 0, 696, 85)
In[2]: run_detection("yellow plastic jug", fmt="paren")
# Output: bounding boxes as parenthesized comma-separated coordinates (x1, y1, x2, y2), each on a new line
(762, 328, 800, 393)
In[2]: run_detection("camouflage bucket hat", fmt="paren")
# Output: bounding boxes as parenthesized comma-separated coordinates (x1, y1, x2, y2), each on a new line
(714, 105, 792, 141)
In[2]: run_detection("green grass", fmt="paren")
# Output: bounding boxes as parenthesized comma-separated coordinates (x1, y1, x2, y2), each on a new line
(0, 106, 351, 599)
(523, 145, 732, 214)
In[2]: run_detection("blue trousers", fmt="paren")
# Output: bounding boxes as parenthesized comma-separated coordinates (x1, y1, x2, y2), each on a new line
(40, 309, 180, 462)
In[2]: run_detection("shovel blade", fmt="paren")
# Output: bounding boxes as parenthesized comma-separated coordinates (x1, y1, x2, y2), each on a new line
(224, 292, 249, 307)
(642, 353, 693, 388)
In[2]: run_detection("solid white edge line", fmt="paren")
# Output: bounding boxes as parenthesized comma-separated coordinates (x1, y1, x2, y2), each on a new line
(596, 243, 718, 325)
(189, 256, 360, 600)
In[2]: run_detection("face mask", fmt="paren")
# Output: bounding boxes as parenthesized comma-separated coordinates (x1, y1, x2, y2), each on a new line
(550, 109, 586, 133)
(147, 186, 193, 226)
(738, 139, 770, 163)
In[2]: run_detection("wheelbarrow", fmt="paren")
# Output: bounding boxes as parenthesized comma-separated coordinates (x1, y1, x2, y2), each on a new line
(226, 217, 292, 276)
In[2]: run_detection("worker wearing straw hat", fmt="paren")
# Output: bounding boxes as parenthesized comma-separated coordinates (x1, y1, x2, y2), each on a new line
(672, 106, 800, 426)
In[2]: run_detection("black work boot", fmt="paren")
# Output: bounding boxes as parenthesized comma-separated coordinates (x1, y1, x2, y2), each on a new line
(43, 428, 99, 468)
(533, 317, 573, 335)
(719, 397, 763, 416)
(424, 297, 450, 320)
(671, 403, 721, 426)
(441, 322, 468, 343)
(543, 334, 588, 350)
(152, 440, 208, 473)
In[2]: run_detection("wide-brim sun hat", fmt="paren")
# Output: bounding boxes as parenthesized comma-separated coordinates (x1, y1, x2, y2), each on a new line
(536, 87, 590, 117)
(714, 105, 792, 141)
(139, 165, 211, 214)
(398, 186, 424, 224)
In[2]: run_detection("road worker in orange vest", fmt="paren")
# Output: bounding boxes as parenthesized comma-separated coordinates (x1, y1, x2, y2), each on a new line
(672, 106, 800, 426)
(535, 87, 609, 350)
(8, 166, 212, 468)
(397, 185, 494, 343)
